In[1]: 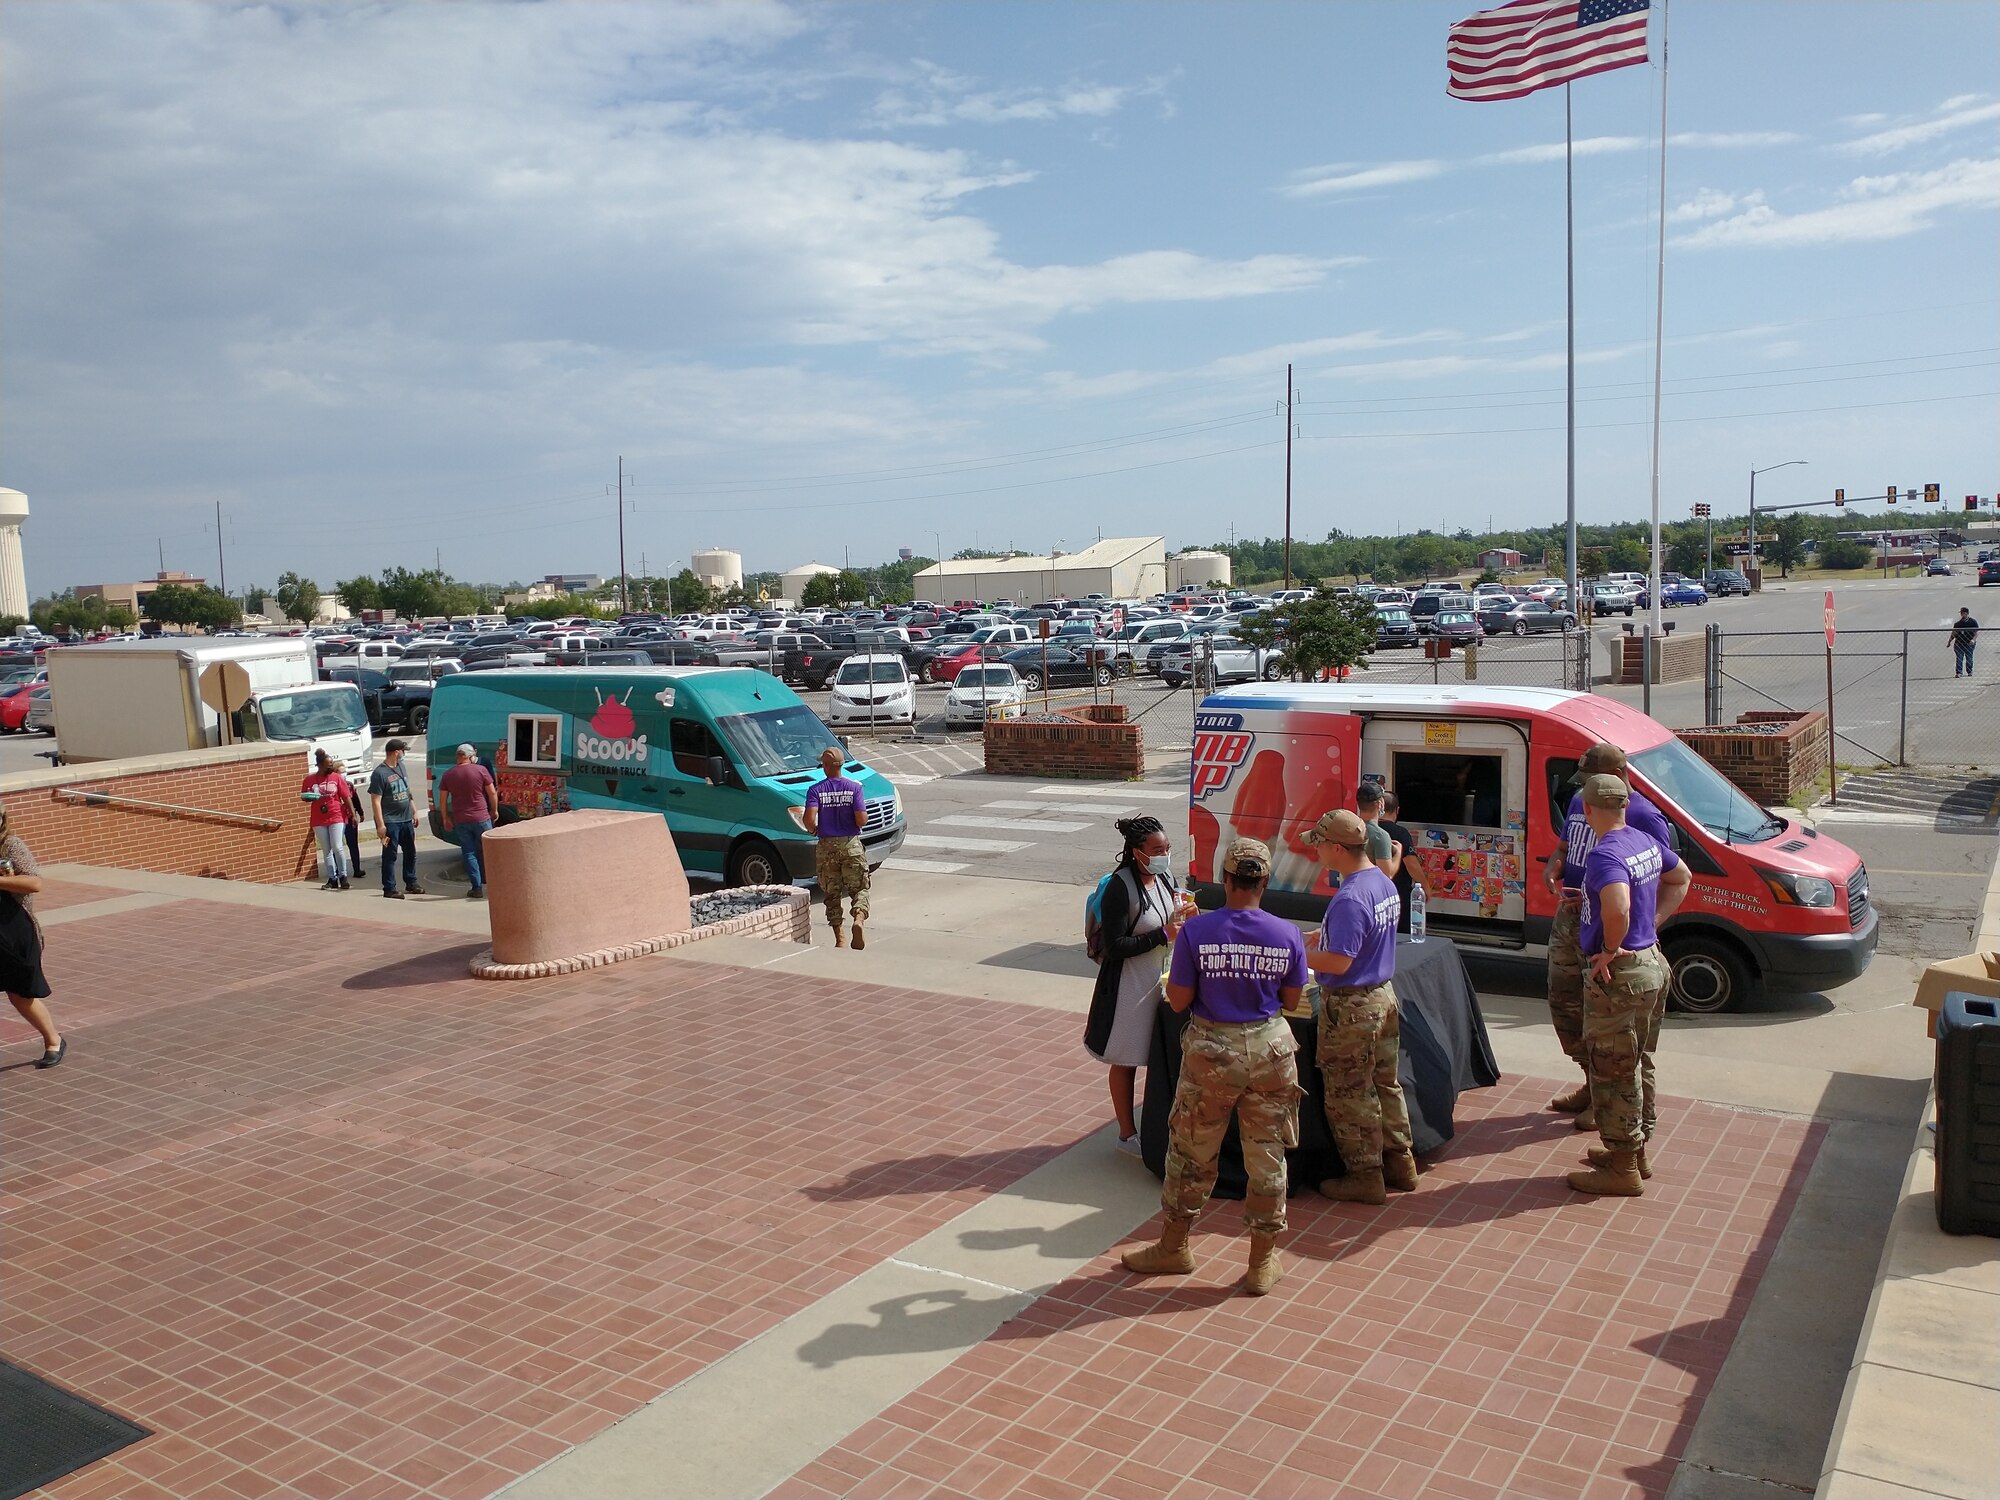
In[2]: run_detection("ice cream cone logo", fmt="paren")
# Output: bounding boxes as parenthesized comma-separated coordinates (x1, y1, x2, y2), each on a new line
(590, 688, 636, 741)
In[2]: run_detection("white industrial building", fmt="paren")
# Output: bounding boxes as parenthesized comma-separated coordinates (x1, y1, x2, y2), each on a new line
(0, 488, 29, 620)
(1169, 549, 1232, 590)
(780, 561, 841, 603)
(912, 537, 1167, 605)
(691, 548, 743, 592)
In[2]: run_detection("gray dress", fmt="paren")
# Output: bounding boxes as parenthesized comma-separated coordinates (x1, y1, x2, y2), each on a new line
(1099, 877, 1172, 1067)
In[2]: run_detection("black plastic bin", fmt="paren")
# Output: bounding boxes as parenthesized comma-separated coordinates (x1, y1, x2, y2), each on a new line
(1934, 991, 2000, 1236)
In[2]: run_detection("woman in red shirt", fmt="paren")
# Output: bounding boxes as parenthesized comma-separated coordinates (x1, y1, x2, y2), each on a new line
(301, 749, 355, 890)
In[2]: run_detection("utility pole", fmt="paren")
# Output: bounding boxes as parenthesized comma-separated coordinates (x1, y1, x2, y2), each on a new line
(1282, 363, 1295, 591)
(213, 501, 227, 595)
(157, 538, 165, 573)
(616, 455, 630, 614)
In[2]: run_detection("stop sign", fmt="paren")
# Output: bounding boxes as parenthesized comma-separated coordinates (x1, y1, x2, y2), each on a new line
(1823, 589, 1836, 650)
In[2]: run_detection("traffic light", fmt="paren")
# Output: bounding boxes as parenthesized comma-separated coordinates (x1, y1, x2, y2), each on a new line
(1886, 485, 1898, 504)
(1693, 503, 1710, 518)
(1834, 488, 1844, 508)
(1924, 482, 1940, 503)
(1968, 495, 1980, 511)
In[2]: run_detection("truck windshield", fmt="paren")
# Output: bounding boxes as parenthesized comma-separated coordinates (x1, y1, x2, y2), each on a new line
(257, 685, 368, 741)
(1630, 739, 1784, 845)
(716, 707, 845, 779)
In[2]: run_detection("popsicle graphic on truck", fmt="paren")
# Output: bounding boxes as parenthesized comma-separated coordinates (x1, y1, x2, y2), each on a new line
(1188, 705, 1350, 896)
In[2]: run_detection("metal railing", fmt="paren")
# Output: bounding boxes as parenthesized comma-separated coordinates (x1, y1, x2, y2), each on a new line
(53, 787, 284, 831)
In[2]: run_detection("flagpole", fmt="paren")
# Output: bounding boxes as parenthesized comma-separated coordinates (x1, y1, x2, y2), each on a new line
(1564, 82, 1578, 683)
(1645, 0, 1670, 643)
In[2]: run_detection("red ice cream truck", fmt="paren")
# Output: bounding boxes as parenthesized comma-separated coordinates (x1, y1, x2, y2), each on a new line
(1186, 682, 1877, 1013)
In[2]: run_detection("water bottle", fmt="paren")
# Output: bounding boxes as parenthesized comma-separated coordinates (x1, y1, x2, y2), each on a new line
(1409, 885, 1427, 944)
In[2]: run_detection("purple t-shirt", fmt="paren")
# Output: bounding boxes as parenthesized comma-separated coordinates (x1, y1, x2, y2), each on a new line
(1561, 786, 1673, 888)
(1168, 907, 1307, 1024)
(1318, 865, 1401, 990)
(1581, 826, 1681, 955)
(805, 775, 866, 839)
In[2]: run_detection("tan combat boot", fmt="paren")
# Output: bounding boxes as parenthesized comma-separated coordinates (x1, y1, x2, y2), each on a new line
(1383, 1147, 1420, 1193)
(1586, 1143, 1651, 1179)
(1549, 1081, 1591, 1113)
(851, 921, 866, 951)
(1572, 1103, 1597, 1131)
(1318, 1168, 1386, 1206)
(1243, 1232, 1283, 1296)
(1122, 1217, 1195, 1275)
(831, 925, 846, 949)
(1566, 1148, 1644, 1196)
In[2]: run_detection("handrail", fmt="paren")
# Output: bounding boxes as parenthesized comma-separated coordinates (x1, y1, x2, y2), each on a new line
(51, 787, 283, 832)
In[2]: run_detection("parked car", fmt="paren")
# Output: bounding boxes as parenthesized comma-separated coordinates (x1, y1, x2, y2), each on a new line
(1411, 592, 1475, 634)
(996, 643, 1115, 692)
(22, 685, 54, 735)
(825, 655, 916, 727)
(944, 664, 1028, 727)
(1374, 608, 1420, 650)
(379, 658, 465, 733)
(1587, 582, 1641, 617)
(1484, 598, 1578, 636)
(1431, 610, 1482, 646)
(1156, 635, 1282, 689)
(1704, 569, 1752, 597)
(1660, 579, 1709, 607)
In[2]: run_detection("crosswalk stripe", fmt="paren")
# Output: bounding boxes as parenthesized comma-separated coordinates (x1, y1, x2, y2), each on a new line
(901, 833, 1035, 854)
(929, 815, 1094, 834)
(984, 799, 1137, 816)
(881, 856, 971, 873)
(1028, 784, 1184, 801)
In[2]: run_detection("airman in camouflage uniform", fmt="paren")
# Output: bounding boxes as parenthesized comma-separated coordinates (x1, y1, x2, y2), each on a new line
(1123, 838, 1306, 1296)
(1568, 775, 1690, 1196)
(803, 747, 872, 949)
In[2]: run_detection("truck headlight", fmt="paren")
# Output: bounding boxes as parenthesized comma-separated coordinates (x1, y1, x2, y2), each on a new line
(787, 805, 810, 832)
(1758, 869, 1837, 908)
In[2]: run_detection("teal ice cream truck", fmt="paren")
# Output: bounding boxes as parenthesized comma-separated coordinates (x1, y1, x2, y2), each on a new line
(424, 667, 904, 887)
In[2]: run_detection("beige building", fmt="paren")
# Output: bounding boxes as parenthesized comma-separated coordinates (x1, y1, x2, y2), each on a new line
(913, 537, 1167, 605)
(76, 570, 207, 616)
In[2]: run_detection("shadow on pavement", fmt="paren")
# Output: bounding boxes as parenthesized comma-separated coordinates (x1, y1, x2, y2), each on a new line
(340, 943, 489, 990)
(977, 943, 1096, 979)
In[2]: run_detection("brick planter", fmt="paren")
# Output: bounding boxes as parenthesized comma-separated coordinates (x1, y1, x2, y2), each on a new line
(1674, 710, 1830, 804)
(984, 702, 1144, 780)
(469, 886, 809, 979)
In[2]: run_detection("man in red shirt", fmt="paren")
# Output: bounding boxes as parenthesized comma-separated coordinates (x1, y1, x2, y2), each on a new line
(438, 743, 501, 900)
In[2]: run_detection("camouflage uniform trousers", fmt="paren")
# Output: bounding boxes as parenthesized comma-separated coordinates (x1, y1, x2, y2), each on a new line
(814, 836, 871, 930)
(1547, 897, 1588, 1067)
(1316, 981, 1411, 1171)
(1161, 1015, 1301, 1235)
(1583, 944, 1671, 1151)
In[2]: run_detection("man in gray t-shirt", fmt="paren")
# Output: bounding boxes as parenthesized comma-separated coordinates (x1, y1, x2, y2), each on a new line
(368, 739, 425, 898)
(1356, 780, 1401, 881)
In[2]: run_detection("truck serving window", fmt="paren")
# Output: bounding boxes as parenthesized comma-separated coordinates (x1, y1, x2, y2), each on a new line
(509, 715, 561, 769)
(1393, 751, 1504, 828)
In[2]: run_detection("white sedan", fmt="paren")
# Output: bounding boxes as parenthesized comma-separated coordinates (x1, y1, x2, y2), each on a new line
(944, 664, 1027, 728)
(825, 653, 916, 727)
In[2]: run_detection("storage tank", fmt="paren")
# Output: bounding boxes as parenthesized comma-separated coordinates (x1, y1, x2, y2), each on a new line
(0, 488, 28, 620)
(1170, 549, 1232, 590)
(780, 561, 841, 603)
(691, 548, 743, 591)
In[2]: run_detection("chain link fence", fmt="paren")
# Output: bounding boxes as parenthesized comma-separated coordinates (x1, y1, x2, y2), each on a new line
(1708, 626, 1995, 768)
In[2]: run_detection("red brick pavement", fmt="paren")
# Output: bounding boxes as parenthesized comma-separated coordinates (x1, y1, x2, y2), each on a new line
(3, 896, 1820, 1500)
(3, 899, 1110, 1500)
(31, 878, 132, 913)
(783, 1078, 1820, 1500)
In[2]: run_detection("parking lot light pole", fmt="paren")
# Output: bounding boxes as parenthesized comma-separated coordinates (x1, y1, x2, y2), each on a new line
(1748, 460, 1807, 590)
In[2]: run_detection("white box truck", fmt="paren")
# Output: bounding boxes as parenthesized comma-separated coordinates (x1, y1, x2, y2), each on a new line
(45, 637, 373, 771)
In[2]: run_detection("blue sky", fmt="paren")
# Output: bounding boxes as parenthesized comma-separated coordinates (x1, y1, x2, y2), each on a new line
(3, 0, 1995, 593)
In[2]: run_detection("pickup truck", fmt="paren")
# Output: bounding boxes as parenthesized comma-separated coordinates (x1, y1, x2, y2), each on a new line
(377, 658, 466, 732)
(710, 631, 825, 673)
(785, 630, 918, 691)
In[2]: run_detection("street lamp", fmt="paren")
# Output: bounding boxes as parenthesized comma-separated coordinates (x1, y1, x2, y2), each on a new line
(1748, 460, 1807, 590)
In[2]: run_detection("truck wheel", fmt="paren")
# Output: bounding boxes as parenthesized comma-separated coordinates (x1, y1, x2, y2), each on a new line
(409, 705, 429, 734)
(728, 837, 785, 889)
(1664, 933, 1754, 1014)
(1262, 661, 1285, 680)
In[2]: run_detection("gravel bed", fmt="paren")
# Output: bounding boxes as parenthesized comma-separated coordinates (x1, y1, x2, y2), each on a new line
(691, 889, 794, 925)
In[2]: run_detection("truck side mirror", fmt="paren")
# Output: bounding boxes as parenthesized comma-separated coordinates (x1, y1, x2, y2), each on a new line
(705, 754, 732, 787)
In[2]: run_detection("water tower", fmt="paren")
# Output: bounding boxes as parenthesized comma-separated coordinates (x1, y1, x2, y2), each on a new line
(0, 489, 28, 619)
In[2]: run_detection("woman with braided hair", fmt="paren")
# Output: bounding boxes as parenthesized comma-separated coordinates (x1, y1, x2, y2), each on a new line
(1084, 815, 1190, 1154)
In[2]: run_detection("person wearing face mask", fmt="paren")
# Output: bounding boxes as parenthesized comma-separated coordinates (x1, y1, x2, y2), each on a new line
(1084, 816, 1192, 1155)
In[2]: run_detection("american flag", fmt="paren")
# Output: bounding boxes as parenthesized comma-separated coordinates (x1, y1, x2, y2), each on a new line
(1448, 0, 1649, 102)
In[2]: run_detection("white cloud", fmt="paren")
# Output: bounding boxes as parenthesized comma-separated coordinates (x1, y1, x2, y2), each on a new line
(1477, 131, 1798, 167)
(1676, 156, 2000, 249)
(1842, 98, 2000, 155)
(872, 62, 1153, 128)
(1281, 160, 1447, 198)
(1668, 188, 1764, 223)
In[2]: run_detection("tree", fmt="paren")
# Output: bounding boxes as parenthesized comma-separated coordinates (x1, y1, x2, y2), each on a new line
(668, 569, 713, 614)
(334, 574, 381, 613)
(1819, 539, 1872, 569)
(1396, 534, 1447, 581)
(377, 566, 448, 621)
(514, 593, 597, 620)
(1667, 530, 1706, 577)
(188, 586, 242, 631)
(1607, 536, 1649, 574)
(0, 615, 24, 637)
(833, 569, 870, 603)
(104, 604, 138, 630)
(1234, 591, 1379, 681)
(143, 583, 197, 629)
(799, 573, 839, 608)
(275, 571, 321, 624)
(1771, 514, 1808, 578)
